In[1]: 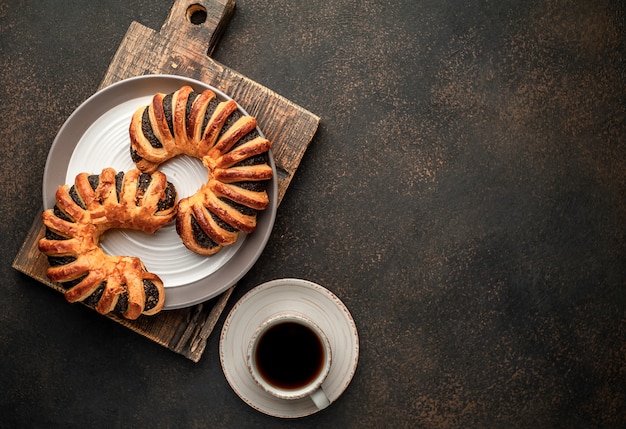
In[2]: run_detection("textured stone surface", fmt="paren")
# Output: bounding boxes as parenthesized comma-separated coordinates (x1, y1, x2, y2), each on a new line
(1, 0, 625, 427)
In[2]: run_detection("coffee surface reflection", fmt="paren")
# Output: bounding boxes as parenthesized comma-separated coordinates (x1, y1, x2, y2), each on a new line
(254, 321, 325, 390)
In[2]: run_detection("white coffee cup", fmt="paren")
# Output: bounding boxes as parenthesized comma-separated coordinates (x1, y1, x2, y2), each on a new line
(247, 313, 332, 409)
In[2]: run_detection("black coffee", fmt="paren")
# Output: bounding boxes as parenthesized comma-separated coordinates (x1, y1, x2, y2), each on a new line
(254, 321, 325, 390)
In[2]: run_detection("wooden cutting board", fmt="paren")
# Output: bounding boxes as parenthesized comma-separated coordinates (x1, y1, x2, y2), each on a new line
(12, 0, 319, 362)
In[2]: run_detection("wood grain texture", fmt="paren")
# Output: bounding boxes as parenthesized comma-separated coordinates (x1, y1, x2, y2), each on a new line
(160, 0, 235, 56)
(12, 0, 319, 362)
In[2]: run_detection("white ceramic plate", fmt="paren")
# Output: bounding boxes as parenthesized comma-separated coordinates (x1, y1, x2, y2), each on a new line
(42, 74, 278, 309)
(220, 278, 359, 418)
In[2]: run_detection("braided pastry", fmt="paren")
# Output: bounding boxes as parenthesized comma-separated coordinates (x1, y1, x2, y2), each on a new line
(38, 168, 177, 320)
(129, 85, 273, 256)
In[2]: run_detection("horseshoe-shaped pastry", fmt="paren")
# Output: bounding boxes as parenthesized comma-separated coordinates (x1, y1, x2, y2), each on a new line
(38, 168, 177, 319)
(129, 85, 273, 256)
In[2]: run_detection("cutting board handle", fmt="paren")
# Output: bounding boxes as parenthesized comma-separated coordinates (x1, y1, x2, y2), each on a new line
(160, 0, 236, 56)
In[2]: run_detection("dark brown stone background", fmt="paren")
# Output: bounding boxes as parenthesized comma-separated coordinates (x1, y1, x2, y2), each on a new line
(1, 0, 624, 427)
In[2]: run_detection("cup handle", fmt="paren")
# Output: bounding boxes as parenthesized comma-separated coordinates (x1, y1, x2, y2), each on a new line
(309, 387, 331, 410)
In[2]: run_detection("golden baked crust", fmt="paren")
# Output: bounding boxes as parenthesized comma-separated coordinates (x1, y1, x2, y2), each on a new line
(38, 168, 177, 319)
(129, 85, 273, 256)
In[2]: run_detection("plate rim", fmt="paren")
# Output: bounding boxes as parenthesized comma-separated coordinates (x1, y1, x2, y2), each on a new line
(42, 74, 278, 310)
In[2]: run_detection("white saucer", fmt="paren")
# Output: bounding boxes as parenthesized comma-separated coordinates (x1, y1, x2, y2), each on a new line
(219, 278, 359, 418)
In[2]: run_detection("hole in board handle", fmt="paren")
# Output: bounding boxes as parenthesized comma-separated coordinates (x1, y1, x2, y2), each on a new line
(187, 4, 208, 25)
